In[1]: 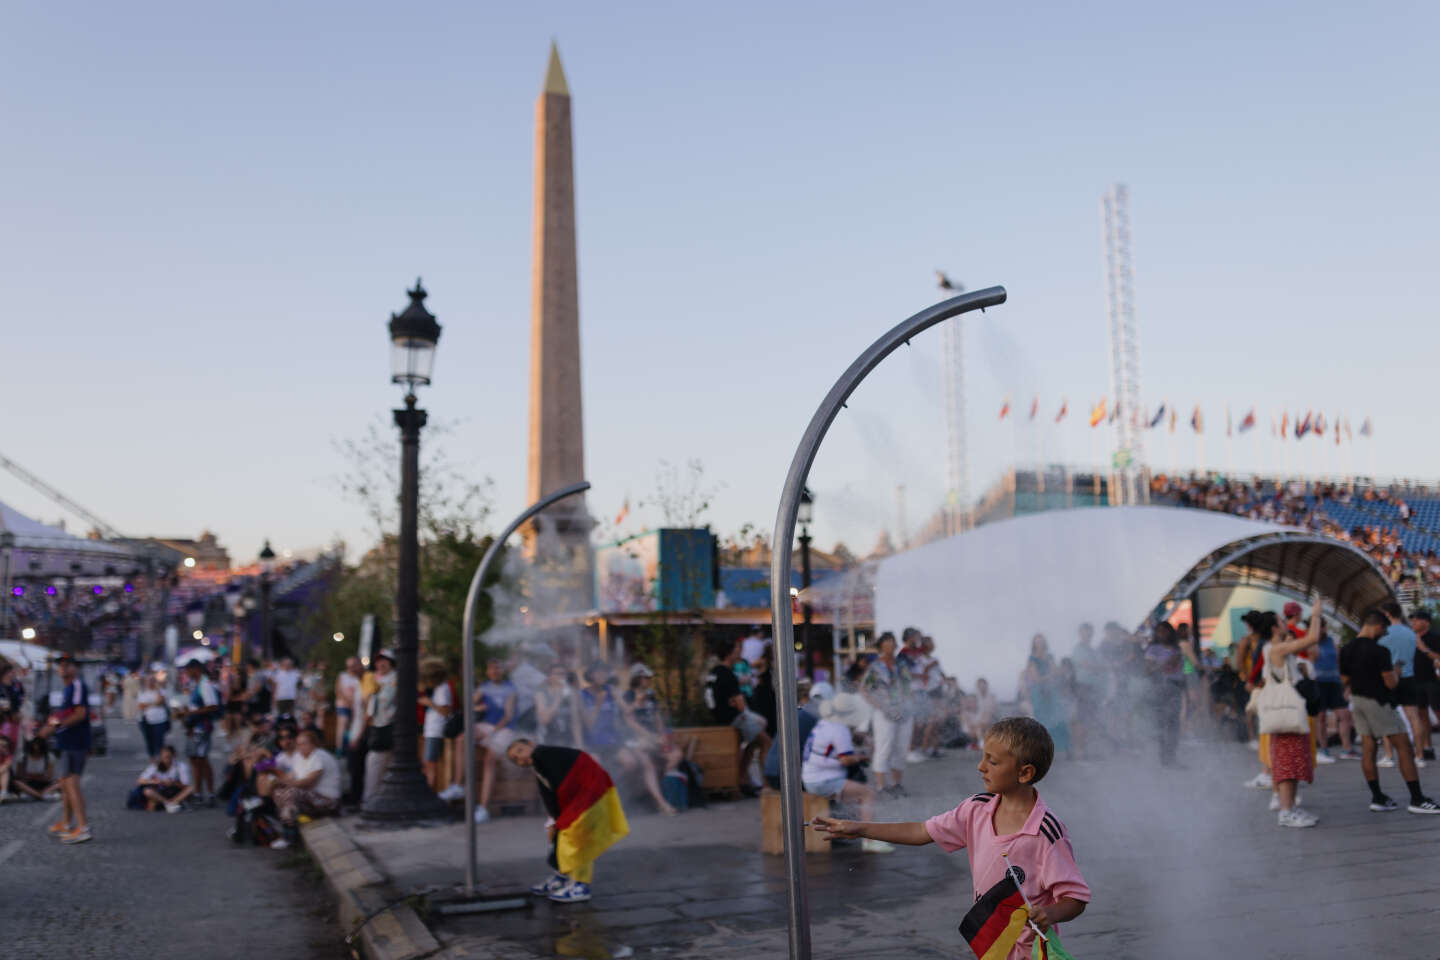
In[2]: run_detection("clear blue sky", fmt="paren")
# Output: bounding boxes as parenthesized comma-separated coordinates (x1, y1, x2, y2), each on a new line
(3, 1, 1437, 563)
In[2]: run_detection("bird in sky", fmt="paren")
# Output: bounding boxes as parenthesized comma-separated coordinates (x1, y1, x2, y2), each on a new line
(936, 270, 964, 292)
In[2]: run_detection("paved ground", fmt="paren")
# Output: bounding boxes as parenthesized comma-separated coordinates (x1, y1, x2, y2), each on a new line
(347, 734, 1440, 960)
(1, 717, 343, 958)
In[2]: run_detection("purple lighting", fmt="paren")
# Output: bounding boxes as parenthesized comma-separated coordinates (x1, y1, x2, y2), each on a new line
(10, 586, 21, 597)
(124, 583, 134, 593)
(45, 586, 57, 596)
(92, 585, 104, 595)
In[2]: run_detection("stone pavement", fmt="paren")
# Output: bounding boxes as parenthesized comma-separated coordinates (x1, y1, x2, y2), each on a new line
(336, 734, 1440, 960)
(0, 717, 342, 958)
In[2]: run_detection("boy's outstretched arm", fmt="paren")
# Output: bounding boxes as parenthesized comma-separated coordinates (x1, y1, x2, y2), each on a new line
(810, 816, 932, 846)
(1031, 898, 1085, 933)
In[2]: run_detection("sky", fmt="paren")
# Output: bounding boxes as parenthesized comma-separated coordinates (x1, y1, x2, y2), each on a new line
(2, 0, 1438, 564)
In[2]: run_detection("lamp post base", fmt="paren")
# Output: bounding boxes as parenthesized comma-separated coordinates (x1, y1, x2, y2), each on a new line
(361, 761, 451, 822)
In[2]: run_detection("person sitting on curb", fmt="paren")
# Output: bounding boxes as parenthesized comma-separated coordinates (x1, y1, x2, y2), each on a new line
(126, 744, 194, 813)
(270, 729, 342, 849)
(506, 737, 629, 904)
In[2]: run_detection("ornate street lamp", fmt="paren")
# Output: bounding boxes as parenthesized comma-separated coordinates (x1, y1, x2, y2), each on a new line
(365, 279, 448, 822)
(796, 487, 814, 678)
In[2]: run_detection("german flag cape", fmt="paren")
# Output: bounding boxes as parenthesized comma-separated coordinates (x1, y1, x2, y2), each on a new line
(959, 873, 1029, 960)
(531, 746, 630, 875)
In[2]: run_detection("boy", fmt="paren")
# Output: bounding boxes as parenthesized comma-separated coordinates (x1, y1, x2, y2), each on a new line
(506, 738, 629, 904)
(813, 717, 1089, 959)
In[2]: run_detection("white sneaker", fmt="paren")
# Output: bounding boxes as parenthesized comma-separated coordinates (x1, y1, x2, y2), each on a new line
(1315, 750, 1337, 765)
(1247, 740, 1260, 751)
(530, 872, 570, 896)
(1417, 758, 1428, 769)
(1243, 772, 1273, 790)
(438, 784, 464, 801)
(1408, 798, 1440, 814)
(905, 750, 928, 764)
(473, 806, 491, 824)
(269, 838, 290, 850)
(1278, 808, 1318, 828)
(1378, 755, 1396, 768)
(165, 803, 183, 814)
(861, 838, 895, 854)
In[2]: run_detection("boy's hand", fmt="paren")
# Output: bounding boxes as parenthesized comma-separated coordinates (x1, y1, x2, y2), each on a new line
(810, 816, 860, 839)
(1029, 905, 1054, 934)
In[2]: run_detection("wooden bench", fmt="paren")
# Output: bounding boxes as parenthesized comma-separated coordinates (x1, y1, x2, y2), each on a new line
(670, 725, 742, 798)
(429, 738, 540, 816)
(760, 787, 830, 854)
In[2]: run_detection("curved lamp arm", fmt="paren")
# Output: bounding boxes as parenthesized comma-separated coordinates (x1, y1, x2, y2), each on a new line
(461, 480, 591, 895)
(769, 287, 1006, 960)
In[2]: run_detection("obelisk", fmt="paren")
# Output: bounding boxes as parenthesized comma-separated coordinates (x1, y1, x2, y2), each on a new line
(525, 43, 592, 606)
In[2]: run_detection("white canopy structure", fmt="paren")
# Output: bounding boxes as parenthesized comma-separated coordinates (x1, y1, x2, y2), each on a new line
(874, 506, 1394, 700)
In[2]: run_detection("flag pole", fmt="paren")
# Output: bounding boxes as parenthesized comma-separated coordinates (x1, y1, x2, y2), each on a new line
(1001, 851, 1050, 943)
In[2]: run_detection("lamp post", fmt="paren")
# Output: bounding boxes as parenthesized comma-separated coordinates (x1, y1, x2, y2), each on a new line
(796, 488, 814, 679)
(364, 278, 448, 822)
(258, 540, 276, 661)
(769, 286, 1007, 959)
(0, 530, 13, 638)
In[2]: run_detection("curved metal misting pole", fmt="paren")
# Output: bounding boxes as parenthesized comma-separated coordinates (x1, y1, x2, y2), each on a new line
(770, 287, 1006, 960)
(460, 480, 591, 896)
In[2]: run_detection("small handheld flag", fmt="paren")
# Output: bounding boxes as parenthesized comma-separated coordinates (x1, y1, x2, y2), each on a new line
(960, 871, 1030, 960)
(1000, 395, 1012, 421)
(1148, 403, 1165, 429)
(1359, 416, 1372, 437)
(1029, 395, 1039, 421)
(1239, 407, 1256, 433)
(1055, 399, 1068, 423)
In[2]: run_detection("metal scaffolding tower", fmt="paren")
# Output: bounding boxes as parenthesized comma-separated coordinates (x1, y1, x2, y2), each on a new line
(936, 270, 971, 535)
(1101, 184, 1147, 504)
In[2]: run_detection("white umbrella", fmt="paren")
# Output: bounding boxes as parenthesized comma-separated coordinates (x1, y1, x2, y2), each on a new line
(173, 647, 216, 665)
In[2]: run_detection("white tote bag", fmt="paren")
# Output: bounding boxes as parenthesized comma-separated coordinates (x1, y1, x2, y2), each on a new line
(1256, 645, 1309, 736)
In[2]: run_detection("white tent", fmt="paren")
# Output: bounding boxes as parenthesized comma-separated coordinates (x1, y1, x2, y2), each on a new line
(873, 506, 1390, 700)
(0, 639, 54, 669)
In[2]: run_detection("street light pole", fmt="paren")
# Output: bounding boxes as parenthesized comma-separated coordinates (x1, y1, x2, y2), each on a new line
(0, 531, 13, 638)
(769, 286, 1007, 960)
(365, 279, 448, 822)
(258, 540, 275, 661)
(797, 488, 814, 680)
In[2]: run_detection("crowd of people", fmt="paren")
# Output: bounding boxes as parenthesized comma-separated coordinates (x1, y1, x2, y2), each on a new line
(1155, 474, 1440, 603)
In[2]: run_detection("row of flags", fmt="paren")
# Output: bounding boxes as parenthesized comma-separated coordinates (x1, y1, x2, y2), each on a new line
(998, 395, 1375, 441)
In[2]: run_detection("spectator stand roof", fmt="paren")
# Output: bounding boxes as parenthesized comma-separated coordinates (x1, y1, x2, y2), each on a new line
(872, 506, 1394, 700)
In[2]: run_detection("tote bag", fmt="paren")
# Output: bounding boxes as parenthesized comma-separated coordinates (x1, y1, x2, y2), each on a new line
(1256, 645, 1309, 735)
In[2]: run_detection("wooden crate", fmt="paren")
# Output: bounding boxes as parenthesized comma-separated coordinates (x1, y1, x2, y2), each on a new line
(670, 725, 742, 797)
(760, 788, 830, 854)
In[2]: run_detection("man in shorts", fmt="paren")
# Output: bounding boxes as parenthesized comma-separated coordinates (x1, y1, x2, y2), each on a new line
(1379, 602, 1427, 766)
(705, 637, 770, 797)
(181, 659, 222, 806)
(1410, 609, 1440, 763)
(44, 655, 93, 844)
(1339, 610, 1438, 814)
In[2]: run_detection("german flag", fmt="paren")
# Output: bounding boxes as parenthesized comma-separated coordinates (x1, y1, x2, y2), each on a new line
(959, 874, 1029, 959)
(531, 746, 630, 884)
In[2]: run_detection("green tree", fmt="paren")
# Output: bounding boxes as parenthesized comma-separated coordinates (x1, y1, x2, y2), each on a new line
(303, 419, 504, 678)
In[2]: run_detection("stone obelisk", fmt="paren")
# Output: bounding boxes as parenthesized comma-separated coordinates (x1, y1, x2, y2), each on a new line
(525, 43, 592, 607)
